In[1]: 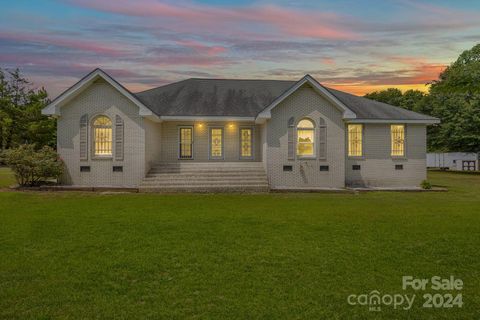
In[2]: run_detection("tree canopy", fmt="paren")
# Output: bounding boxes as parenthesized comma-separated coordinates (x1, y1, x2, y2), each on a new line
(0, 68, 55, 151)
(365, 43, 480, 153)
(364, 88, 426, 112)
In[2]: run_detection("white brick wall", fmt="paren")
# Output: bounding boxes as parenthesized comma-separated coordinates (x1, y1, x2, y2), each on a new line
(345, 124, 427, 187)
(266, 84, 346, 188)
(144, 119, 162, 173)
(260, 123, 267, 171)
(57, 79, 145, 187)
(56, 79, 428, 189)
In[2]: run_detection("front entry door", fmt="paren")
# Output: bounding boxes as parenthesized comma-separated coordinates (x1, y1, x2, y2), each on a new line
(209, 127, 224, 160)
(179, 126, 193, 159)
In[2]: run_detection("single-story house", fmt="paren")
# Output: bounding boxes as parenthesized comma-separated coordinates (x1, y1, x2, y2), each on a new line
(427, 152, 478, 171)
(42, 68, 440, 191)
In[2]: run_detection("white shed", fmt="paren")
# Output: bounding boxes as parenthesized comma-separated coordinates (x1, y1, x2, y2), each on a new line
(427, 152, 478, 171)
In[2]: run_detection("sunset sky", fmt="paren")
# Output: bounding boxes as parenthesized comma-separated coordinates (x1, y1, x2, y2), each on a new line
(1, 0, 479, 98)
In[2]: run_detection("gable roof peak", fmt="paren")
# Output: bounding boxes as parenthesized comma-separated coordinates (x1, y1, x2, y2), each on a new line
(256, 74, 357, 121)
(42, 67, 153, 117)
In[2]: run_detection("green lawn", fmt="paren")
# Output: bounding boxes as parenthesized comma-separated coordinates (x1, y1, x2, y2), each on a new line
(0, 167, 16, 189)
(0, 171, 479, 319)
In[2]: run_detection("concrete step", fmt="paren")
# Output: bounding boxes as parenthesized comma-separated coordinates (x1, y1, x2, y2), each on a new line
(139, 185, 269, 193)
(140, 181, 269, 187)
(146, 172, 267, 179)
(142, 162, 269, 192)
(152, 162, 263, 166)
(149, 168, 265, 174)
(150, 166, 265, 170)
(143, 176, 268, 182)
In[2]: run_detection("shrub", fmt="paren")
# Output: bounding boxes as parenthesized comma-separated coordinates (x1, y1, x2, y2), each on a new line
(421, 180, 432, 190)
(4, 144, 64, 186)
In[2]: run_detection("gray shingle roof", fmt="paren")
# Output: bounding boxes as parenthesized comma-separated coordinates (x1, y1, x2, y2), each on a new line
(324, 87, 437, 121)
(135, 78, 294, 117)
(135, 78, 437, 121)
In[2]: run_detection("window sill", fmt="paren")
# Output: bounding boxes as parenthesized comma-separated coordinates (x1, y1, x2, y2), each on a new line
(92, 156, 113, 160)
(392, 156, 407, 161)
(348, 156, 365, 160)
(297, 156, 316, 160)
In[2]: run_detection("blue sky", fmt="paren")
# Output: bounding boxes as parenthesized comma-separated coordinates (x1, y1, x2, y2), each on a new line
(1, 0, 479, 97)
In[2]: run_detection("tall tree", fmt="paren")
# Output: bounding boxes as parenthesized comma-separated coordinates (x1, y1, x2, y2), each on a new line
(401, 90, 426, 112)
(0, 68, 55, 150)
(364, 88, 404, 107)
(364, 88, 426, 111)
(426, 44, 480, 152)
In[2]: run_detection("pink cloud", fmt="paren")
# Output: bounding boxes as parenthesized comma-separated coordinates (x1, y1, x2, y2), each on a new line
(387, 56, 447, 83)
(322, 57, 336, 65)
(0, 31, 127, 56)
(68, 0, 357, 40)
(176, 40, 227, 56)
(245, 5, 354, 40)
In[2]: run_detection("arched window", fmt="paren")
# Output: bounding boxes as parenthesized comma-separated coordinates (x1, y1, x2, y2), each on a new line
(296, 118, 315, 157)
(92, 116, 112, 156)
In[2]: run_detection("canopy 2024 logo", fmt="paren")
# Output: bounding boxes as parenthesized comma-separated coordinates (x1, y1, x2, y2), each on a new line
(347, 276, 463, 312)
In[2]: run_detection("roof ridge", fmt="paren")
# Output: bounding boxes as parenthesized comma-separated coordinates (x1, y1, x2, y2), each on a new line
(188, 78, 296, 82)
(135, 78, 191, 94)
(134, 78, 297, 94)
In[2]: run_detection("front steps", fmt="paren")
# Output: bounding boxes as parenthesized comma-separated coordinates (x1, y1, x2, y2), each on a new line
(139, 162, 269, 193)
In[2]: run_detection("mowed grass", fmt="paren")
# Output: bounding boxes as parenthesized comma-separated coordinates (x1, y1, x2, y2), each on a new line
(0, 167, 16, 189)
(0, 170, 479, 319)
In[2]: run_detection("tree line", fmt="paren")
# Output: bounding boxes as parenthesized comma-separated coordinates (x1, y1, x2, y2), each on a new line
(365, 43, 480, 152)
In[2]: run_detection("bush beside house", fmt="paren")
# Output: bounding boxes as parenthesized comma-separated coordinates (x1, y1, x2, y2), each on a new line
(3, 144, 63, 186)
